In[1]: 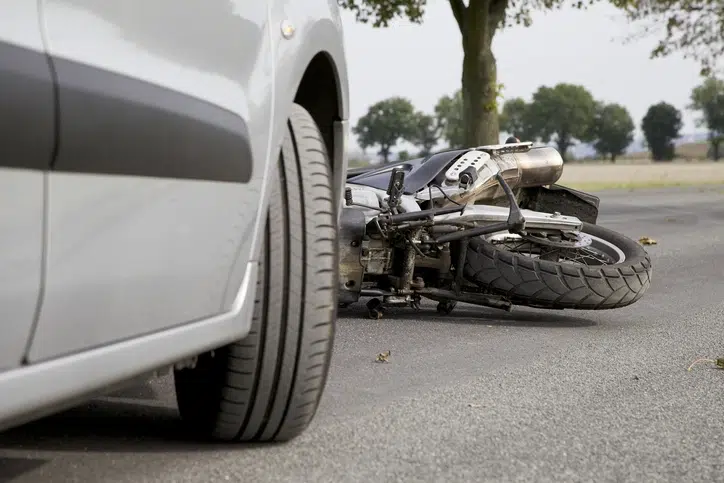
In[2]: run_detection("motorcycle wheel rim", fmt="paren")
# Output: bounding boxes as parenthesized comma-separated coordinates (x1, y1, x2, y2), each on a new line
(483, 231, 626, 266)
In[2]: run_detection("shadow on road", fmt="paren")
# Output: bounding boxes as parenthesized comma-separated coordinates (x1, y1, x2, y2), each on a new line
(338, 303, 597, 328)
(0, 456, 50, 481)
(0, 399, 200, 454)
(0, 305, 594, 461)
(0, 384, 262, 454)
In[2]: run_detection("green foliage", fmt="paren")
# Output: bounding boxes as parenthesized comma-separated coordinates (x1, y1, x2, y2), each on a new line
(434, 90, 465, 149)
(613, 0, 723, 76)
(339, 0, 592, 146)
(689, 77, 724, 160)
(353, 96, 417, 163)
(591, 103, 635, 162)
(339, 0, 603, 31)
(397, 149, 412, 161)
(641, 101, 683, 161)
(499, 98, 537, 142)
(341, 0, 721, 150)
(526, 83, 598, 161)
(337, 0, 426, 27)
(410, 113, 441, 156)
(484, 83, 506, 112)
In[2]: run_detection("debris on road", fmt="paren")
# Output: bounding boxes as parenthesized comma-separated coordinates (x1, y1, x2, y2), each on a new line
(687, 357, 724, 371)
(638, 236, 658, 245)
(376, 350, 391, 363)
(468, 403, 483, 408)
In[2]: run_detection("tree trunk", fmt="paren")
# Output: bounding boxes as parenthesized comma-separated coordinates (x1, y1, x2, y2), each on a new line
(611, 153, 616, 163)
(380, 146, 390, 163)
(712, 140, 721, 161)
(457, 0, 506, 147)
(556, 138, 571, 162)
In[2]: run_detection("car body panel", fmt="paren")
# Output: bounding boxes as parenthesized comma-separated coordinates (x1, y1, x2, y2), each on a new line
(27, 0, 273, 362)
(0, 2, 53, 370)
(243, 0, 350, 274)
(0, 170, 45, 371)
(0, 0, 348, 432)
(0, 262, 257, 431)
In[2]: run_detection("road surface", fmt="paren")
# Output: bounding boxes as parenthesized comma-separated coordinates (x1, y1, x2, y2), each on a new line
(2, 186, 724, 483)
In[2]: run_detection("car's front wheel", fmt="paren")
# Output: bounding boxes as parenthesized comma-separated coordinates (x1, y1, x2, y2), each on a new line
(174, 103, 337, 442)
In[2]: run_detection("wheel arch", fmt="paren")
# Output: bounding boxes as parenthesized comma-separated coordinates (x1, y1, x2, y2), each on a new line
(269, 9, 349, 207)
(283, 42, 349, 216)
(294, 51, 342, 173)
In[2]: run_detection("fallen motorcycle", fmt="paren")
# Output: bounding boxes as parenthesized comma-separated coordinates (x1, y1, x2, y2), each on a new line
(338, 140, 652, 319)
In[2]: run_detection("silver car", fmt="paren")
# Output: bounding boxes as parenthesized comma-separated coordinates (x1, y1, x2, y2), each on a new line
(0, 0, 349, 442)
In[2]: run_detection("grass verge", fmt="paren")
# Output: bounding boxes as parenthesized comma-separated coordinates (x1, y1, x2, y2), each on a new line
(561, 179, 724, 192)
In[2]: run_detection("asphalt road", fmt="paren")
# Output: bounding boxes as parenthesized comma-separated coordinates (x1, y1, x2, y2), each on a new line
(2, 185, 724, 483)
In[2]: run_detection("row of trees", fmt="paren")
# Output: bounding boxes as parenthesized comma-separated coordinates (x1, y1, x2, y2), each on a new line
(341, 0, 722, 152)
(353, 77, 724, 163)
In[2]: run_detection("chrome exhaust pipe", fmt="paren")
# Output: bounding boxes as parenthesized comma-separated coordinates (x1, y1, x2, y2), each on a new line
(511, 146, 564, 188)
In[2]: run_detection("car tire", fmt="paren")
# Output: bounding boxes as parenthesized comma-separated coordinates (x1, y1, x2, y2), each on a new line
(173, 103, 337, 442)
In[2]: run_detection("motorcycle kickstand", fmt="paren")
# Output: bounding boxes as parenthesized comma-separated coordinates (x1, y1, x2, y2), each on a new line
(439, 238, 469, 316)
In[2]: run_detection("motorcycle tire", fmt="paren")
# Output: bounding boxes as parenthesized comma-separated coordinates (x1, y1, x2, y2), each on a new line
(464, 222, 652, 310)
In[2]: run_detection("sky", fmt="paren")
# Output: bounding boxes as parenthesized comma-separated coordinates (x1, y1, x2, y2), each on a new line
(339, 1, 707, 154)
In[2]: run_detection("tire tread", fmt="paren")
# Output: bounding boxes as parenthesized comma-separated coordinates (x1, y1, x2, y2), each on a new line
(464, 222, 652, 310)
(174, 103, 336, 443)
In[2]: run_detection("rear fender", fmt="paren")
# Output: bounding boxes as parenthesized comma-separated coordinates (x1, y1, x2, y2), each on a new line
(519, 184, 600, 225)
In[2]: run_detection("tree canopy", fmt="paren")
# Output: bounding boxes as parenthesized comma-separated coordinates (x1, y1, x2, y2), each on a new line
(432, 85, 635, 162)
(689, 77, 724, 160)
(434, 90, 465, 149)
(590, 103, 636, 162)
(353, 84, 703, 164)
(613, 0, 723, 76)
(641, 101, 683, 161)
(410, 113, 442, 156)
(340, 0, 721, 148)
(525, 83, 598, 161)
(499, 97, 536, 143)
(352, 96, 417, 163)
(397, 149, 412, 161)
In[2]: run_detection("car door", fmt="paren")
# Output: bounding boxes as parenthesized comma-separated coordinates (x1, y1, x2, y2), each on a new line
(26, 0, 273, 363)
(0, 2, 52, 370)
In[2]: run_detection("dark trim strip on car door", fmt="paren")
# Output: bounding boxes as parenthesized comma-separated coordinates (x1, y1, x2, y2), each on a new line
(0, 41, 253, 183)
(0, 42, 56, 171)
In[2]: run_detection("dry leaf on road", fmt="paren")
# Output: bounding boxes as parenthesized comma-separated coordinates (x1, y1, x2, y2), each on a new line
(376, 350, 391, 363)
(638, 236, 658, 245)
(687, 357, 724, 371)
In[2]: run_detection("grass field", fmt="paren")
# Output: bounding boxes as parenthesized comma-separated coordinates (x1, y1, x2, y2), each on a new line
(558, 161, 724, 191)
(562, 141, 723, 191)
(576, 141, 711, 164)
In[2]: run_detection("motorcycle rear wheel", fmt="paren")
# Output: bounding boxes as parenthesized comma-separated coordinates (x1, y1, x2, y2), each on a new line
(463, 222, 652, 310)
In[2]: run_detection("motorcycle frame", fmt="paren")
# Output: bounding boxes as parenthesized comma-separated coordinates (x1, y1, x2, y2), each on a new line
(338, 143, 593, 315)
